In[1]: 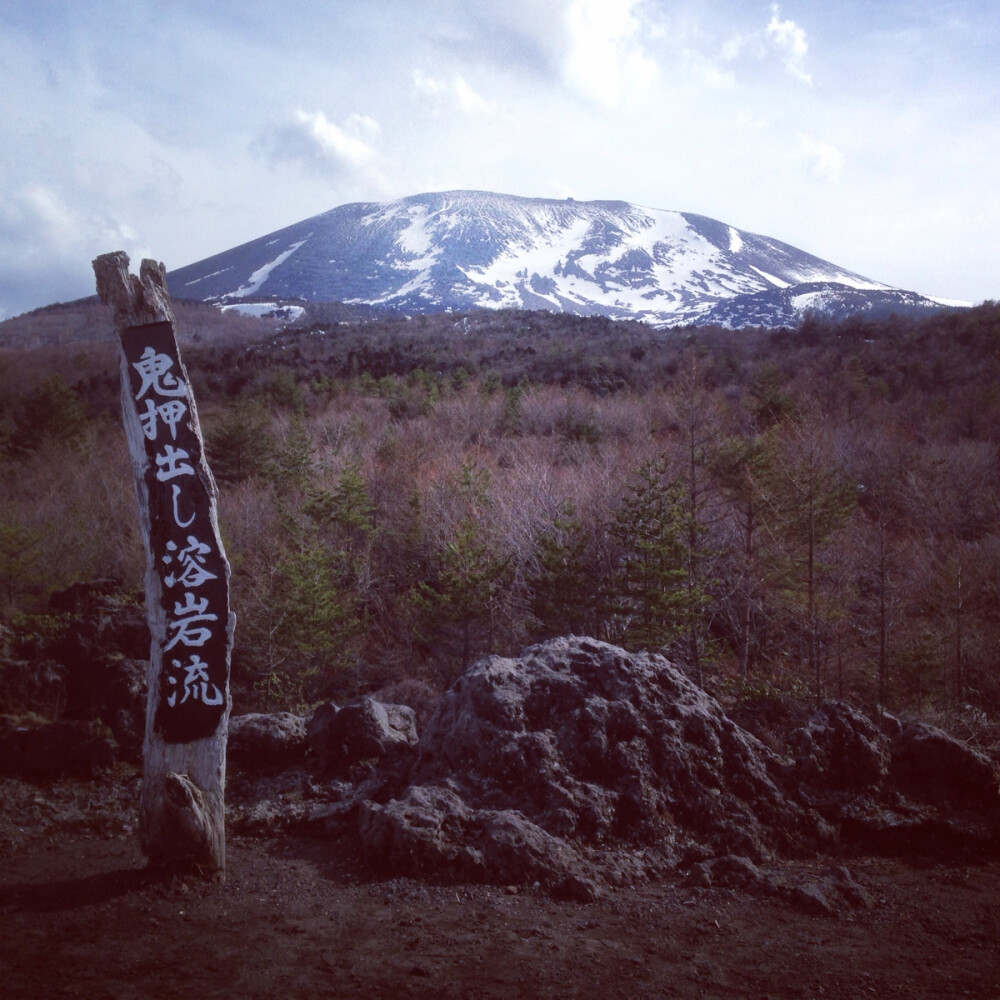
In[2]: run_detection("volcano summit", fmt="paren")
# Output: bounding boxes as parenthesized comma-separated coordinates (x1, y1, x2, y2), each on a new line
(168, 190, 949, 328)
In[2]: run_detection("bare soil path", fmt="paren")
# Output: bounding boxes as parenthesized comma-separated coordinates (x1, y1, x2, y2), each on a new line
(3, 823, 1000, 1000)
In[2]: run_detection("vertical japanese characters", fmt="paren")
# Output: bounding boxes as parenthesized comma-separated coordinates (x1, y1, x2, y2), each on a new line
(124, 322, 230, 743)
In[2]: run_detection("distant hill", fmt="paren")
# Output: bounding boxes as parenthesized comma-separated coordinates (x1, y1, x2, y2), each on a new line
(0, 297, 308, 350)
(168, 189, 956, 328)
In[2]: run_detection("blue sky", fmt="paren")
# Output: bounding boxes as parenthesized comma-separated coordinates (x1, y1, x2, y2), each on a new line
(2, 0, 998, 319)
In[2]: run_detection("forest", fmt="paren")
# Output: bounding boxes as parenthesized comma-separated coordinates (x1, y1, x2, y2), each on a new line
(2, 299, 1000, 719)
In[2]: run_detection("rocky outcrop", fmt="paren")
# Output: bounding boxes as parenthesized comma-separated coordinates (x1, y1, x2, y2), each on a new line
(681, 855, 874, 917)
(793, 708, 1000, 860)
(2, 583, 148, 763)
(359, 637, 825, 893)
(356, 642, 1000, 892)
(9, 621, 999, 894)
(307, 697, 418, 775)
(794, 702, 890, 792)
(359, 783, 602, 900)
(0, 719, 117, 780)
(228, 712, 307, 771)
(891, 721, 999, 810)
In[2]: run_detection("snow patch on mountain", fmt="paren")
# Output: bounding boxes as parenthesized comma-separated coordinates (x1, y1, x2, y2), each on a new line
(750, 266, 790, 288)
(221, 302, 307, 321)
(231, 240, 308, 299)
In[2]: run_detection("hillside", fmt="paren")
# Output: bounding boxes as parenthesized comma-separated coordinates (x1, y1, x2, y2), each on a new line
(3, 301, 1000, 719)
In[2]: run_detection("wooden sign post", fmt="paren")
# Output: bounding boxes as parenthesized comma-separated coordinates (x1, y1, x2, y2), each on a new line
(93, 252, 233, 876)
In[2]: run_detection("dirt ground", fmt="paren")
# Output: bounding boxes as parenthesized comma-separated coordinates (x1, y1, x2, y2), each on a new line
(2, 776, 999, 1000)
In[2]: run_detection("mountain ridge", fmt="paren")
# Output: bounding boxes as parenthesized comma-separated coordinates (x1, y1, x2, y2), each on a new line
(168, 190, 952, 328)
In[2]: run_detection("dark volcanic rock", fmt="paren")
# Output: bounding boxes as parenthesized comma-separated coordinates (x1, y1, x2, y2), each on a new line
(0, 720, 117, 780)
(217, 640, 1000, 892)
(795, 702, 890, 792)
(358, 783, 600, 900)
(48, 579, 122, 615)
(890, 721, 999, 810)
(836, 800, 998, 859)
(307, 697, 418, 774)
(818, 720, 1000, 860)
(360, 637, 823, 892)
(228, 712, 307, 771)
(0, 657, 68, 718)
(683, 854, 774, 892)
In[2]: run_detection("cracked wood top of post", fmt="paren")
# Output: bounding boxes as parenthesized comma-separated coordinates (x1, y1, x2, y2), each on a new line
(93, 251, 175, 331)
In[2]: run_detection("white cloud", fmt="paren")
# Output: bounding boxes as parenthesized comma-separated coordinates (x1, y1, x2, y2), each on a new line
(0, 182, 151, 316)
(256, 109, 380, 176)
(798, 135, 844, 182)
(562, 0, 657, 108)
(766, 4, 812, 85)
(1, 185, 134, 258)
(722, 3, 812, 85)
(22, 186, 81, 248)
(413, 70, 495, 116)
(692, 56, 737, 92)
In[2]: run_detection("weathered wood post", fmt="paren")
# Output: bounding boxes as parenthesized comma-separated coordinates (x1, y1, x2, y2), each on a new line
(93, 252, 233, 876)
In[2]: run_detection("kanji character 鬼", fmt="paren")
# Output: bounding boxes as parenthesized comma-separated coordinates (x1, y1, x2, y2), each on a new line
(132, 346, 188, 399)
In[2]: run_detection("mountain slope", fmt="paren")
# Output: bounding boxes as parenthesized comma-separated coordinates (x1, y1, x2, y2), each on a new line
(168, 190, 948, 328)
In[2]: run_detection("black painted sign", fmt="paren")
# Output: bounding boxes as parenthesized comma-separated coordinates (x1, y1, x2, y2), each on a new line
(123, 321, 229, 743)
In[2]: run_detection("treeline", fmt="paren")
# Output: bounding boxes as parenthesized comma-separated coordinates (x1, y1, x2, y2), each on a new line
(3, 301, 1000, 716)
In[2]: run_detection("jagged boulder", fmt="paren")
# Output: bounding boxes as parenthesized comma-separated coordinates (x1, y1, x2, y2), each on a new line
(0, 658, 68, 719)
(890, 721, 1000, 810)
(3, 583, 148, 763)
(48, 578, 123, 615)
(787, 866, 875, 917)
(49, 592, 149, 665)
(777, 704, 1000, 860)
(360, 637, 823, 892)
(683, 854, 775, 892)
(307, 697, 418, 774)
(0, 719, 117, 780)
(794, 702, 890, 792)
(228, 712, 307, 771)
(359, 783, 601, 900)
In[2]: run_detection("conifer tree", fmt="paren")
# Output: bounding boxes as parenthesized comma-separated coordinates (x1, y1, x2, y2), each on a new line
(528, 503, 600, 638)
(409, 462, 514, 676)
(411, 517, 513, 675)
(762, 413, 856, 700)
(607, 456, 704, 654)
(710, 433, 772, 676)
(206, 401, 274, 483)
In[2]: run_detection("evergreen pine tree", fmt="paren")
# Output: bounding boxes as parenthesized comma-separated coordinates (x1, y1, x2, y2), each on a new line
(607, 456, 704, 654)
(528, 503, 599, 638)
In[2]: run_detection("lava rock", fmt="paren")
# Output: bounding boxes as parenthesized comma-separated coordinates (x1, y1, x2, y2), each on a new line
(683, 854, 775, 893)
(890, 722, 999, 811)
(228, 712, 307, 771)
(48, 578, 122, 614)
(308, 696, 418, 774)
(788, 866, 874, 917)
(795, 702, 890, 792)
(360, 637, 822, 893)
(0, 719, 117, 781)
(359, 782, 599, 899)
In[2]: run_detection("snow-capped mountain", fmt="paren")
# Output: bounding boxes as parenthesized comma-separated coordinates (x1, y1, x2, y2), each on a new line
(168, 191, 948, 328)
